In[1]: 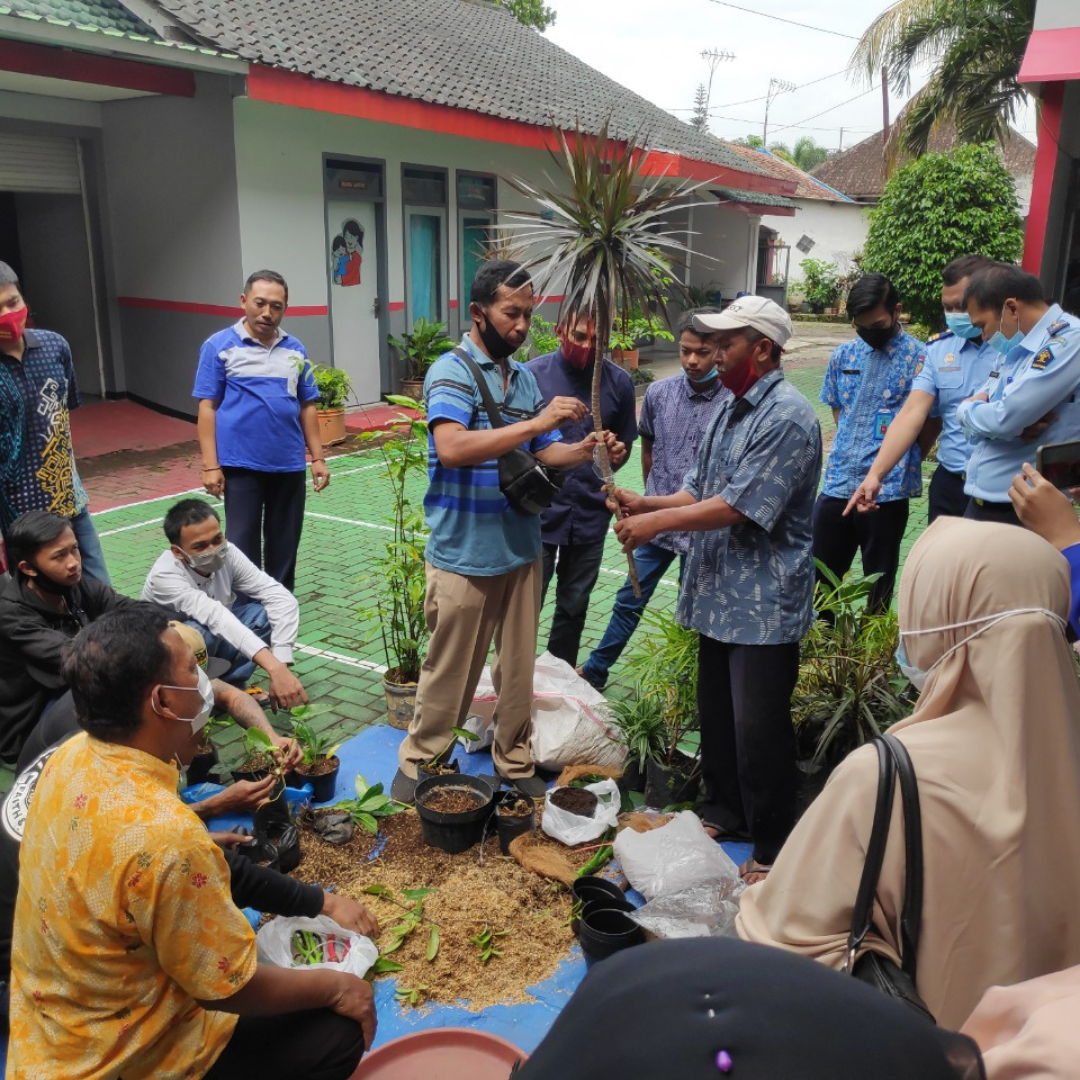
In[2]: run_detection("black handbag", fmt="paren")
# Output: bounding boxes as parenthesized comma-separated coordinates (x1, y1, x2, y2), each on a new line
(453, 348, 564, 515)
(845, 734, 936, 1024)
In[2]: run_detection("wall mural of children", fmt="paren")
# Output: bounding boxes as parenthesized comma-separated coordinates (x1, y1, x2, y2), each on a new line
(331, 219, 363, 287)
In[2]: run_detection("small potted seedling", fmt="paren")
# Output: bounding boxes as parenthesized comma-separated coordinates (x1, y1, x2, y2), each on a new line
(186, 713, 234, 786)
(233, 728, 302, 871)
(419, 725, 480, 778)
(287, 706, 341, 802)
(494, 793, 535, 854)
(232, 726, 285, 784)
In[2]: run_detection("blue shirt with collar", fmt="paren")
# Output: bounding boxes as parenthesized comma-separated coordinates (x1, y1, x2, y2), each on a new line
(192, 320, 318, 472)
(910, 330, 997, 473)
(820, 328, 926, 501)
(0, 328, 89, 532)
(423, 335, 562, 577)
(526, 350, 637, 546)
(676, 368, 822, 646)
(957, 304, 1080, 502)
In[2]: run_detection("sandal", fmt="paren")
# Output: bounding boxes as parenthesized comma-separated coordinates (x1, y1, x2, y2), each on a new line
(244, 686, 271, 706)
(739, 857, 773, 885)
(702, 821, 752, 843)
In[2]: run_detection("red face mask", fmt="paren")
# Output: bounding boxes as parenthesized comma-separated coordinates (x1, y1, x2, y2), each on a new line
(561, 338, 595, 370)
(719, 350, 763, 398)
(0, 306, 28, 342)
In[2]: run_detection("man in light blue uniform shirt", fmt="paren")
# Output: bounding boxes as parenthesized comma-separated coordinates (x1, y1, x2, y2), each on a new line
(958, 264, 1080, 524)
(846, 255, 997, 523)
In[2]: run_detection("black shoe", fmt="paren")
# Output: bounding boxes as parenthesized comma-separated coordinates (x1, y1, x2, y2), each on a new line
(508, 774, 548, 800)
(391, 768, 419, 805)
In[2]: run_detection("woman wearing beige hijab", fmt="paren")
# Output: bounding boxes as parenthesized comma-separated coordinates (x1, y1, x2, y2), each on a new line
(737, 516, 1080, 1029)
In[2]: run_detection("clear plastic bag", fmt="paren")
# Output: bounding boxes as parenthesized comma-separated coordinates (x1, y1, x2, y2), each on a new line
(541, 778, 621, 845)
(613, 810, 742, 900)
(628, 884, 743, 939)
(255, 914, 378, 977)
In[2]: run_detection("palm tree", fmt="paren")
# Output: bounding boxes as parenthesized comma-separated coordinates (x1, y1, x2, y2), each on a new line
(849, 0, 1034, 157)
(792, 137, 829, 172)
(499, 124, 696, 594)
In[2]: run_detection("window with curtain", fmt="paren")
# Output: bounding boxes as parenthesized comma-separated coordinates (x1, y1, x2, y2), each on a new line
(409, 213, 442, 321)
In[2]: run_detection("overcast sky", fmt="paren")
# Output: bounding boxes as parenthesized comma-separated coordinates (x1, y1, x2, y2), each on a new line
(545, 0, 1038, 153)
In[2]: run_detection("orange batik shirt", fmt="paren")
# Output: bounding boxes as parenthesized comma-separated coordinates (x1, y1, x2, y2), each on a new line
(7, 733, 258, 1080)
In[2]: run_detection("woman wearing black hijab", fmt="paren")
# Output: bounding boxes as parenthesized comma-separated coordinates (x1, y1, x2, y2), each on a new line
(518, 938, 984, 1080)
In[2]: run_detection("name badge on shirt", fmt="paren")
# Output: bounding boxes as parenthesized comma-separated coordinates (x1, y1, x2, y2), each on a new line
(873, 411, 891, 440)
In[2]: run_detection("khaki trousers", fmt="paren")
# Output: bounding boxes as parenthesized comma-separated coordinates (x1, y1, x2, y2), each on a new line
(397, 559, 542, 779)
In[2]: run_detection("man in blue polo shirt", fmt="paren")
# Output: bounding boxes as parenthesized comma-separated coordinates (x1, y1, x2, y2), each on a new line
(393, 261, 616, 803)
(0, 261, 110, 584)
(527, 312, 637, 668)
(845, 254, 997, 523)
(193, 271, 329, 592)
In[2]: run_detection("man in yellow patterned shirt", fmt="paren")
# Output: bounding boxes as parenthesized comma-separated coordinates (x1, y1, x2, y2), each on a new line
(7, 605, 375, 1080)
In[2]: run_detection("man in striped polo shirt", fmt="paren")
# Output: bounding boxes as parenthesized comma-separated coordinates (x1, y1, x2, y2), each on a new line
(393, 261, 622, 802)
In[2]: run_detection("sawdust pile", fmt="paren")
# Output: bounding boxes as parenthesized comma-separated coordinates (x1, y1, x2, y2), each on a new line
(291, 809, 582, 1012)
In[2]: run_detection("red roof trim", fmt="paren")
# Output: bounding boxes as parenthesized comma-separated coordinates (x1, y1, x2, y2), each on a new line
(246, 66, 789, 195)
(1019, 28, 1080, 83)
(1023, 81, 1065, 276)
(0, 39, 195, 97)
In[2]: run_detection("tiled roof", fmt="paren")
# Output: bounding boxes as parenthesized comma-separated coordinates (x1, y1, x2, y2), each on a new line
(148, 0, 771, 179)
(724, 142, 852, 202)
(3, 0, 151, 35)
(811, 124, 1037, 201)
(713, 186, 798, 209)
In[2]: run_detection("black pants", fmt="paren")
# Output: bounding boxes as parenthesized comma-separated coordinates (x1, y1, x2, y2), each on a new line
(222, 467, 307, 591)
(963, 497, 1023, 527)
(927, 465, 968, 523)
(812, 494, 909, 613)
(697, 636, 800, 865)
(205, 1008, 365, 1080)
(541, 539, 607, 668)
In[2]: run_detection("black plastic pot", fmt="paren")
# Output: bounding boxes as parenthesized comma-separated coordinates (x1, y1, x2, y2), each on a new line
(571, 894, 634, 937)
(232, 833, 280, 871)
(231, 765, 271, 784)
(263, 820, 301, 873)
(420, 757, 461, 778)
(415, 774, 495, 854)
(620, 758, 646, 793)
(578, 906, 645, 964)
(644, 757, 700, 808)
(572, 875, 625, 909)
(495, 798, 535, 855)
(187, 744, 219, 786)
(288, 756, 341, 803)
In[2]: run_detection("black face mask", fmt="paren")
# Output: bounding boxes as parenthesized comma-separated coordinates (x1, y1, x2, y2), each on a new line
(475, 310, 518, 361)
(25, 567, 74, 595)
(856, 322, 899, 351)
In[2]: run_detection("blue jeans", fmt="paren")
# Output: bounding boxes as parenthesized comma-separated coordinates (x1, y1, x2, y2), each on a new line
(186, 601, 271, 686)
(71, 507, 111, 585)
(580, 541, 683, 690)
(541, 539, 608, 668)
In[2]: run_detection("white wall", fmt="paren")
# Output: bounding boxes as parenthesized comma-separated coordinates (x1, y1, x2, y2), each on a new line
(1034, 0, 1080, 30)
(762, 199, 869, 284)
(680, 198, 755, 299)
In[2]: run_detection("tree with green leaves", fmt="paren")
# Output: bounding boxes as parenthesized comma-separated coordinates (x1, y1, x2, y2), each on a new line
(690, 84, 710, 133)
(791, 136, 829, 172)
(733, 134, 764, 149)
(862, 143, 1024, 328)
(498, 0, 556, 31)
(849, 0, 1034, 157)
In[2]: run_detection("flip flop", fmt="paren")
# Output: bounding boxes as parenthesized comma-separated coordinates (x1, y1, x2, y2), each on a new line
(739, 857, 773, 885)
(244, 686, 271, 706)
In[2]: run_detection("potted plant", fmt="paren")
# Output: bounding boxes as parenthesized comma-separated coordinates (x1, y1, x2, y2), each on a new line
(388, 317, 454, 400)
(310, 364, 354, 446)
(418, 725, 480, 777)
(232, 726, 284, 784)
(799, 257, 841, 315)
(358, 399, 431, 728)
(286, 705, 341, 802)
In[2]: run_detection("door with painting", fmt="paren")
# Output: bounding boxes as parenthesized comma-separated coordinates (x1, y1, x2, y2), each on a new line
(325, 159, 384, 404)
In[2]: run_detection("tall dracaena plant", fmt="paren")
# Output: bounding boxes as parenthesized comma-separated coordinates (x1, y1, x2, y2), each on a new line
(500, 123, 697, 594)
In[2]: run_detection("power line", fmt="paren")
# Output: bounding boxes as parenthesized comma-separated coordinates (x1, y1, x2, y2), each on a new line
(704, 0, 860, 40)
(664, 69, 848, 115)
(768, 86, 879, 136)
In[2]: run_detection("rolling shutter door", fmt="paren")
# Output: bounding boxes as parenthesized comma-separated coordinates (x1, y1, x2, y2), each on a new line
(0, 132, 81, 194)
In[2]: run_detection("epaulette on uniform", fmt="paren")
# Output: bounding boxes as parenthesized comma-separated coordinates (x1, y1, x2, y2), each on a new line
(1047, 319, 1072, 337)
(926, 330, 954, 344)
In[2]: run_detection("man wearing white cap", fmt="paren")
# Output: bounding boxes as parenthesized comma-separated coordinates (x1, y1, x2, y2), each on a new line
(612, 296, 821, 884)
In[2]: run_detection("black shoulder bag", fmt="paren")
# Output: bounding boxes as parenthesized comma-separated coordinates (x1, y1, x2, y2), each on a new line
(845, 734, 936, 1023)
(453, 347, 564, 515)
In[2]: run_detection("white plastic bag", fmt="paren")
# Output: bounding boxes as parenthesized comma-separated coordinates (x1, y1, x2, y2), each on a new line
(613, 810, 741, 901)
(469, 652, 627, 770)
(256, 914, 378, 977)
(627, 884, 744, 939)
(541, 778, 621, 845)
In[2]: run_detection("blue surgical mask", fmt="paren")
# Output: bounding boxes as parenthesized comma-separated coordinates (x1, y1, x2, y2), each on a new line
(988, 306, 1023, 357)
(685, 367, 719, 385)
(944, 312, 982, 340)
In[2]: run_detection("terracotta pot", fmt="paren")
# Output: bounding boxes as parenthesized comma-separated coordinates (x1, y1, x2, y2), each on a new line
(384, 671, 418, 730)
(612, 348, 639, 370)
(317, 407, 347, 446)
(400, 377, 425, 402)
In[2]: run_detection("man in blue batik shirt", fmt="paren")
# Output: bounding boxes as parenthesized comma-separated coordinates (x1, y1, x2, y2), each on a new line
(846, 255, 998, 523)
(957, 263, 1080, 525)
(813, 273, 926, 613)
(611, 296, 821, 885)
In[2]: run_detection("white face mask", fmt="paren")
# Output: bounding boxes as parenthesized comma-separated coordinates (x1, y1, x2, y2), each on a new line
(182, 540, 228, 575)
(153, 667, 215, 734)
(895, 607, 1067, 692)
